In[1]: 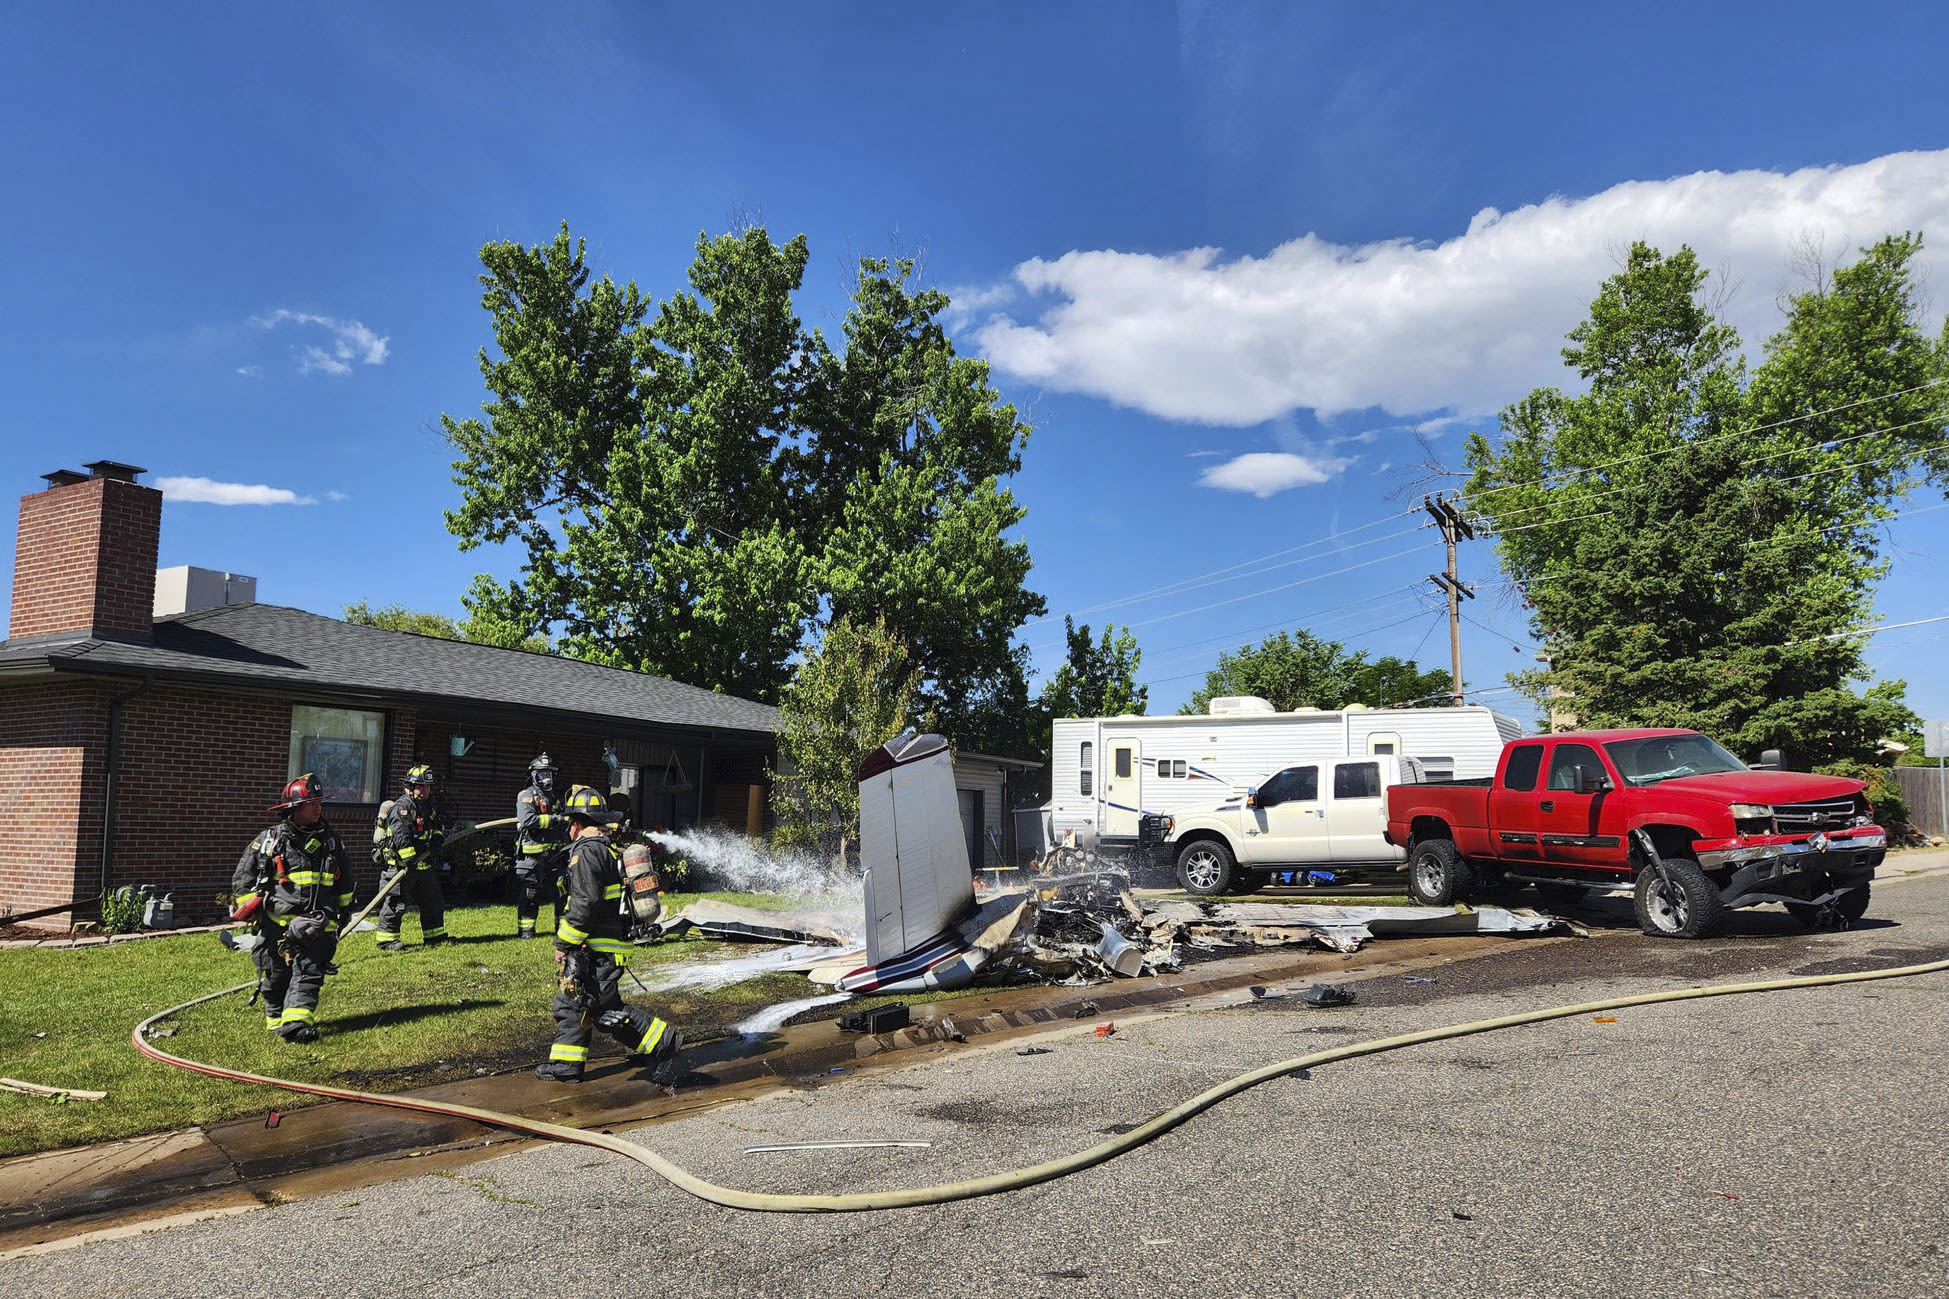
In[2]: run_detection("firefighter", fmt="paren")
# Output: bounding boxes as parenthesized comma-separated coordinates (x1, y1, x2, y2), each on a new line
(513, 752, 569, 939)
(231, 773, 354, 1043)
(374, 763, 449, 951)
(536, 785, 684, 1083)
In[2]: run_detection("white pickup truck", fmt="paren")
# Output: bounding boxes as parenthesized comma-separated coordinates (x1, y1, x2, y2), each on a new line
(1161, 754, 1420, 894)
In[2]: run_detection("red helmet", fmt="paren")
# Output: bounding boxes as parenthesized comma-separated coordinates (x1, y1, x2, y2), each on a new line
(270, 773, 323, 814)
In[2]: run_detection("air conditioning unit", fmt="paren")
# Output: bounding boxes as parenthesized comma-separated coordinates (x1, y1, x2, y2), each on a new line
(1207, 696, 1276, 716)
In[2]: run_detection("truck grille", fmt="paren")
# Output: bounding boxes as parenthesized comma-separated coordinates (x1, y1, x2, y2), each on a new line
(1773, 797, 1864, 833)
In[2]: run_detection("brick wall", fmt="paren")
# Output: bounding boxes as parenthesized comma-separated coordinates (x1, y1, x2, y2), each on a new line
(0, 679, 105, 917)
(10, 476, 161, 642)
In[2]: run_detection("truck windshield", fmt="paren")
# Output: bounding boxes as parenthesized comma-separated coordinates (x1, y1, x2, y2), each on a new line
(1603, 734, 1748, 786)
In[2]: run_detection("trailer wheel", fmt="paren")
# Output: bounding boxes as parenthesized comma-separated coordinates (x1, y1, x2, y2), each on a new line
(1632, 855, 1724, 939)
(1175, 840, 1235, 895)
(1785, 879, 1872, 928)
(1408, 839, 1472, 905)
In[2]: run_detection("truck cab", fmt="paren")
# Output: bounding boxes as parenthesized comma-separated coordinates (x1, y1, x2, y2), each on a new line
(1163, 755, 1416, 894)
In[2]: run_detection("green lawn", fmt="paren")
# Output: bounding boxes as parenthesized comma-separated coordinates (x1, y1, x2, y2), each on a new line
(0, 896, 896, 1159)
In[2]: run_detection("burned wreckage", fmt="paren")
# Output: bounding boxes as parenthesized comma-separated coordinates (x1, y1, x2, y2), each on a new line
(646, 732, 1567, 997)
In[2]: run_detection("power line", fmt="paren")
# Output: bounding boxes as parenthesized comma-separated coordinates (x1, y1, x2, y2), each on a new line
(1021, 508, 1421, 630)
(1455, 377, 1947, 512)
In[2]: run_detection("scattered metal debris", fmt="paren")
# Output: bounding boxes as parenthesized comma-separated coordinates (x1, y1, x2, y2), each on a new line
(1303, 984, 1356, 1008)
(836, 1004, 911, 1035)
(1404, 975, 1438, 984)
(1016, 1046, 1054, 1056)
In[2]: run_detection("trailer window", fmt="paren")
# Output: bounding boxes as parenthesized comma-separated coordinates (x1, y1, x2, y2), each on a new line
(1115, 748, 1133, 779)
(1333, 761, 1382, 799)
(1080, 742, 1093, 796)
(1502, 744, 1544, 791)
(1417, 756, 1455, 782)
(1154, 759, 1187, 779)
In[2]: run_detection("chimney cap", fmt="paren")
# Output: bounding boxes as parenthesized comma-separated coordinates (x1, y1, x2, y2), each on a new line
(83, 460, 147, 483)
(42, 469, 90, 487)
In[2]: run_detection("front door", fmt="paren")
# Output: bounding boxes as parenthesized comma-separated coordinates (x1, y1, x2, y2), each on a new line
(1102, 740, 1143, 839)
(1241, 765, 1331, 864)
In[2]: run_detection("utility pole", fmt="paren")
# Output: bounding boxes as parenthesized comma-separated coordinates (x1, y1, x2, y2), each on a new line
(1424, 495, 1474, 705)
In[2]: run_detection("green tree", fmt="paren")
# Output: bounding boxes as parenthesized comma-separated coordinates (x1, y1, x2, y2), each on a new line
(1181, 630, 1450, 714)
(344, 599, 549, 653)
(443, 224, 814, 702)
(803, 256, 1045, 753)
(770, 615, 918, 865)
(1463, 238, 1945, 766)
(441, 228, 1044, 737)
(1038, 617, 1147, 725)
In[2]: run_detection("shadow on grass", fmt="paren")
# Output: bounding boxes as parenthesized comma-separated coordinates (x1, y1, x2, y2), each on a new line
(331, 998, 510, 1034)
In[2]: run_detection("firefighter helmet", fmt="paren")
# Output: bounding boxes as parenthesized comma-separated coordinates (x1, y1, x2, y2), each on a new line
(529, 753, 557, 794)
(405, 763, 436, 790)
(564, 784, 620, 825)
(270, 773, 323, 814)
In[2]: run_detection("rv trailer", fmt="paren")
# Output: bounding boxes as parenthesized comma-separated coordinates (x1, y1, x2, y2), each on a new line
(1040, 697, 1524, 856)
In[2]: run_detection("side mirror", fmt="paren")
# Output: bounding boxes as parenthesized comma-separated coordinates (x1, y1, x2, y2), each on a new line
(1756, 748, 1783, 771)
(1576, 767, 1612, 795)
(1244, 786, 1259, 809)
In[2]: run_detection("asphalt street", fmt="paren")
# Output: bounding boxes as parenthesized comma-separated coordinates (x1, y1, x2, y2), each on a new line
(7, 870, 1948, 1298)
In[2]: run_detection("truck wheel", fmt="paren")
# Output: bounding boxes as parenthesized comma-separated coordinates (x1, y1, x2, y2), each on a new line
(1785, 880, 1871, 928)
(1632, 856, 1724, 939)
(1408, 839, 1473, 905)
(1175, 840, 1235, 895)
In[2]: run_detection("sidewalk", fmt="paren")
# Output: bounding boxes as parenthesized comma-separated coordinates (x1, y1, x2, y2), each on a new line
(0, 931, 1497, 1254)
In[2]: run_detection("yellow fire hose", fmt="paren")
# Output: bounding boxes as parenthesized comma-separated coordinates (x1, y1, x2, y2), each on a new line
(138, 889, 1949, 1215)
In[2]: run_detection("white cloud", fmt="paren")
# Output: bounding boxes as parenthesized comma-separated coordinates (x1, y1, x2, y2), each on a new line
(157, 476, 317, 506)
(972, 149, 1949, 425)
(326, 490, 348, 502)
(1197, 452, 1340, 497)
(254, 308, 390, 375)
(235, 365, 261, 377)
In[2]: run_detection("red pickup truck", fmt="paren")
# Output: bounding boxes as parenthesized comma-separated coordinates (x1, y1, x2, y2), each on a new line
(1383, 728, 1887, 938)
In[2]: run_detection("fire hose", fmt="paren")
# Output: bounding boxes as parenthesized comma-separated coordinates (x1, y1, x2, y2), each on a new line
(134, 892, 1949, 1215)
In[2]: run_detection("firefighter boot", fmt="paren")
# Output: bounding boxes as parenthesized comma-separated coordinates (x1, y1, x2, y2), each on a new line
(276, 1022, 318, 1044)
(534, 1061, 584, 1083)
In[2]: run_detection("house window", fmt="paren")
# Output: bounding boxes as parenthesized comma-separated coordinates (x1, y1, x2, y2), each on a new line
(290, 704, 385, 803)
(1080, 742, 1093, 796)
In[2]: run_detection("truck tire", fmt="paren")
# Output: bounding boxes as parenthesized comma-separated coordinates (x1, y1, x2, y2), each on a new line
(1632, 855, 1724, 939)
(1785, 880, 1871, 928)
(1175, 839, 1235, 895)
(1407, 839, 1473, 905)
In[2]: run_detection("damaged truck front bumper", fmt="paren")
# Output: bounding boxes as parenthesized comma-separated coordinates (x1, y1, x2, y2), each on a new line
(1696, 826, 1886, 909)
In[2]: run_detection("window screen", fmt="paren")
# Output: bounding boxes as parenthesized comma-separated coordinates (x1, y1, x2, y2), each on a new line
(1080, 742, 1093, 796)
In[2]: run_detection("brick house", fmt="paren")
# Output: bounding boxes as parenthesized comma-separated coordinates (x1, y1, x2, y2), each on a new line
(0, 462, 781, 928)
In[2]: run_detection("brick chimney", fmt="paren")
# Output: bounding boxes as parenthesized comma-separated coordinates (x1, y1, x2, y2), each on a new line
(9, 461, 162, 644)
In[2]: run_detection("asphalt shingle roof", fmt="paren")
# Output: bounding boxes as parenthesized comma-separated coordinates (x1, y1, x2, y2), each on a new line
(0, 603, 780, 736)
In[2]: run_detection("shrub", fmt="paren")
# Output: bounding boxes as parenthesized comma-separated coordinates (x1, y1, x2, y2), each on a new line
(99, 885, 145, 935)
(1816, 760, 1910, 834)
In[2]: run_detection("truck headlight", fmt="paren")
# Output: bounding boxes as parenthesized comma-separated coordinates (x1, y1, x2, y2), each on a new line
(1729, 803, 1773, 819)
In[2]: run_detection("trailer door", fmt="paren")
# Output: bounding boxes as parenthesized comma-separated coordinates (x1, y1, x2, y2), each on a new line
(1102, 739, 1143, 839)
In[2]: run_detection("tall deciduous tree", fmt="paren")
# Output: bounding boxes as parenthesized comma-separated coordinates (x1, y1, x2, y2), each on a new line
(441, 228, 1043, 742)
(1181, 630, 1451, 714)
(1463, 238, 1946, 766)
(770, 616, 918, 865)
(343, 599, 549, 653)
(1038, 617, 1147, 723)
(802, 257, 1045, 753)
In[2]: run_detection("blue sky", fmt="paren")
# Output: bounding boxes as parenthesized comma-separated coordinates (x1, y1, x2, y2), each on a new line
(4, 1, 1948, 734)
